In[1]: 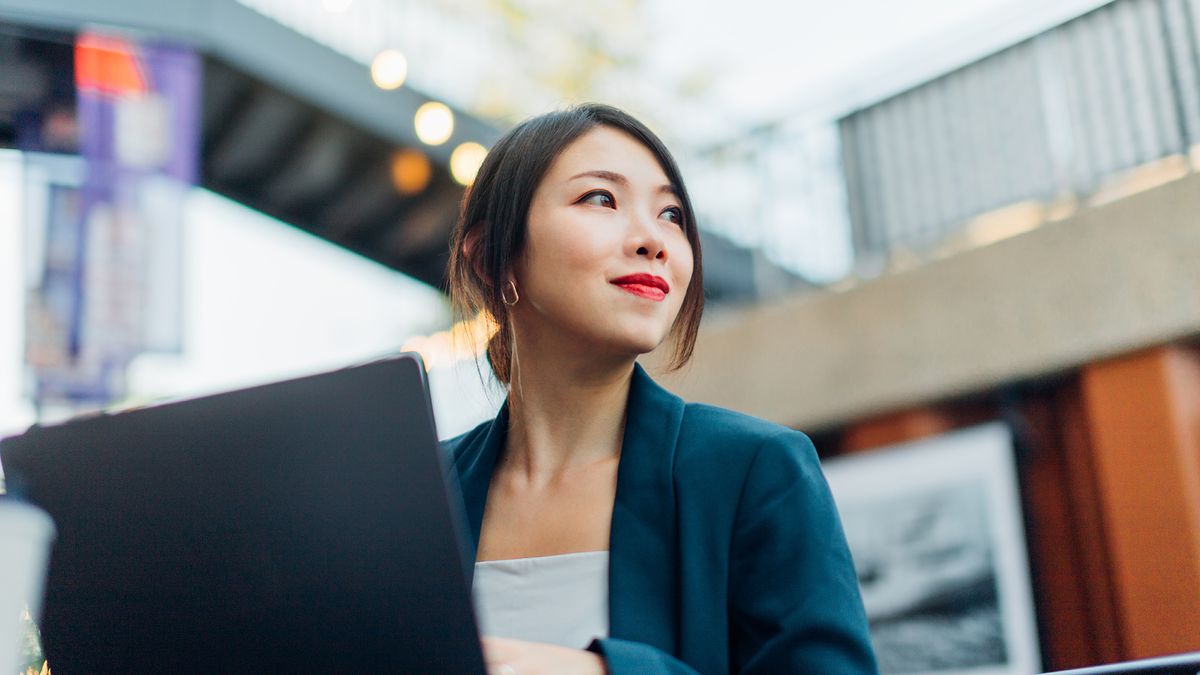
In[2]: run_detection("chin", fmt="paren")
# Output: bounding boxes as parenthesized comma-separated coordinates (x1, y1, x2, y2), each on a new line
(604, 326, 670, 358)
(556, 305, 674, 359)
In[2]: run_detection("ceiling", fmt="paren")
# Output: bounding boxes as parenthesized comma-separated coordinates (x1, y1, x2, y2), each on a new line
(201, 56, 463, 289)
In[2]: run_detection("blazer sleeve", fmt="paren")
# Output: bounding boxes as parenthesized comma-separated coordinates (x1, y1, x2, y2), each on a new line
(589, 430, 876, 675)
(727, 429, 878, 674)
(586, 638, 700, 674)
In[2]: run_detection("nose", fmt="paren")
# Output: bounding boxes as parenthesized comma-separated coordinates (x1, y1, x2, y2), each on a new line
(629, 213, 667, 262)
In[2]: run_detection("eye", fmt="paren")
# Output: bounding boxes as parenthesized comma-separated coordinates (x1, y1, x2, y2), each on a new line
(660, 206, 684, 226)
(580, 190, 615, 208)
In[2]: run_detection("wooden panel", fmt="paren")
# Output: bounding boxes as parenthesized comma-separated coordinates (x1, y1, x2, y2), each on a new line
(840, 408, 957, 454)
(1019, 383, 1123, 669)
(1079, 345, 1200, 658)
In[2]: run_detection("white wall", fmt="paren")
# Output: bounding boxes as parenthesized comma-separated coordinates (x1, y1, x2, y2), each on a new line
(0, 151, 34, 438)
(2, 165, 498, 443)
(125, 187, 499, 438)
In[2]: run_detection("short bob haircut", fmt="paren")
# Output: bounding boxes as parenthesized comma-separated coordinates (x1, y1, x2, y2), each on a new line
(447, 103, 704, 385)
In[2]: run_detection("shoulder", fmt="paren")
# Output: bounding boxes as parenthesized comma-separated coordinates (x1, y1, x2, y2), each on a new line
(683, 409, 844, 563)
(439, 418, 492, 465)
(675, 402, 820, 485)
(680, 402, 817, 462)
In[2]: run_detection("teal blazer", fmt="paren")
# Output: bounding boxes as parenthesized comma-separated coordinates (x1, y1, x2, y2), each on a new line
(443, 364, 878, 674)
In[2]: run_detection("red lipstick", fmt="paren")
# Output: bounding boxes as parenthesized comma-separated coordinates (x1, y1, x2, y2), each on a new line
(610, 273, 669, 302)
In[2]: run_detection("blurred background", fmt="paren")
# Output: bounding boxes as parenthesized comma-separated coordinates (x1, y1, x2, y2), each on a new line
(0, 0, 1198, 672)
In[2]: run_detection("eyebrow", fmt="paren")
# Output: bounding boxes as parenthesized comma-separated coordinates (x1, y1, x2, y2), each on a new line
(569, 170, 677, 197)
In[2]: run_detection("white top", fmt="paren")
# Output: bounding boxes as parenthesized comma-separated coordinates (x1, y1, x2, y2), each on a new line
(473, 551, 610, 650)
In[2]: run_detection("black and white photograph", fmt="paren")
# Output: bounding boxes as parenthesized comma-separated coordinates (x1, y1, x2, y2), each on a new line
(823, 423, 1041, 675)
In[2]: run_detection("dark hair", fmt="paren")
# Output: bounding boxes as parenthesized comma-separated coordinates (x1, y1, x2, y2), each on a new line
(447, 103, 704, 384)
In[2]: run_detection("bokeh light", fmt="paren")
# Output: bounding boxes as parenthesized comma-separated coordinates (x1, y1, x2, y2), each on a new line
(370, 49, 407, 90)
(414, 101, 454, 146)
(449, 142, 487, 186)
(390, 148, 432, 196)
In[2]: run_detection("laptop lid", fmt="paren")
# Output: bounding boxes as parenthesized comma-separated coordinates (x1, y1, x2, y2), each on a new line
(0, 353, 486, 673)
(1042, 652, 1200, 675)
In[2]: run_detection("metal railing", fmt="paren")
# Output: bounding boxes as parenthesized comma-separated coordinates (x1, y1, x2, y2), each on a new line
(840, 0, 1200, 266)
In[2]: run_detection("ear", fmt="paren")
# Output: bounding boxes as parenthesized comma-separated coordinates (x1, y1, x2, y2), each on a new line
(461, 225, 489, 285)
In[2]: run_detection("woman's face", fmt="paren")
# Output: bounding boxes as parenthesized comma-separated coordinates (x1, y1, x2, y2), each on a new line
(511, 126, 694, 361)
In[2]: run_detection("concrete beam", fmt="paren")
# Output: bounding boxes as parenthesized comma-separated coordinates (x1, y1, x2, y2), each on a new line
(653, 172, 1200, 430)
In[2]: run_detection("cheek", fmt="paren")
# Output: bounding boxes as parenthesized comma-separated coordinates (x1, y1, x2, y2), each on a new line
(522, 216, 611, 291)
(521, 232, 615, 337)
(559, 231, 610, 271)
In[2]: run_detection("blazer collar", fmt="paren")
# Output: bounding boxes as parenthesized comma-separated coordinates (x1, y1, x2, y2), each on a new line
(608, 362, 685, 651)
(453, 362, 685, 650)
(455, 400, 508, 566)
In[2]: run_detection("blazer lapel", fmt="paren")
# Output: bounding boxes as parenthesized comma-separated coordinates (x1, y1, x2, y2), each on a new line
(453, 402, 508, 572)
(608, 363, 685, 652)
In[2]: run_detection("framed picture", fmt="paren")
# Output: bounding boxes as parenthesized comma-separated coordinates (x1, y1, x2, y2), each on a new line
(822, 422, 1040, 674)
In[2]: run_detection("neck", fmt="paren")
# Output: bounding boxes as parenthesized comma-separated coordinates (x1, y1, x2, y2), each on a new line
(503, 347, 635, 484)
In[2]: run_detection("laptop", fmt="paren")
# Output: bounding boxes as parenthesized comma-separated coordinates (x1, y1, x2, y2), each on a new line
(1042, 652, 1200, 674)
(0, 354, 487, 673)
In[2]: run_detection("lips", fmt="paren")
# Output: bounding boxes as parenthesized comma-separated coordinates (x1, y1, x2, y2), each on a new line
(611, 273, 669, 302)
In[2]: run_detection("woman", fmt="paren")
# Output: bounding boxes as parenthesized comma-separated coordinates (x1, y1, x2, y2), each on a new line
(443, 104, 876, 675)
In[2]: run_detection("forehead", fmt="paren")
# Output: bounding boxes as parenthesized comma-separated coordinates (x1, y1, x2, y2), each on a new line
(544, 125, 670, 186)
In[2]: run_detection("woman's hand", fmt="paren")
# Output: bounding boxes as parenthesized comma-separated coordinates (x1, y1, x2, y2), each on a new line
(482, 636, 607, 675)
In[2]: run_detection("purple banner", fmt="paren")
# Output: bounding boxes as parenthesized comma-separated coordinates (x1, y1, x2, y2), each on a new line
(26, 33, 200, 409)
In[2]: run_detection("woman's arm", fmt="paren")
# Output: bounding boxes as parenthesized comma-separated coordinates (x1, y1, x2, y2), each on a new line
(727, 429, 878, 674)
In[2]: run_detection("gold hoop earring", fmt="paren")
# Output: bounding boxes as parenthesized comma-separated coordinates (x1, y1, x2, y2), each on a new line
(501, 279, 520, 307)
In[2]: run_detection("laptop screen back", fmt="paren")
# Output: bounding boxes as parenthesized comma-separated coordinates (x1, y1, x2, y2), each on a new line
(0, 355, 485, 673)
